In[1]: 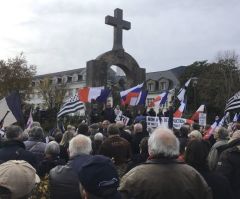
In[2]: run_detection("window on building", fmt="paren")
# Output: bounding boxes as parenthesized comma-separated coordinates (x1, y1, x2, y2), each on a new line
(32, 81, 35, 87)
(67, 76, 72, 83)
(78, 75, 83, 81)
(68, 89, 72, 96)
(160, 82, 167, 90)
(57, 78, 62, 84)
(148, 83, 154, 91)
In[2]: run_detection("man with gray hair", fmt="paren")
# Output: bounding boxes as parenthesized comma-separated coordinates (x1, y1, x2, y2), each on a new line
(208, 127, 229, 171)
(24, 126, 46, 163)
(49, 134, 92, 199)
(38, 141, 65, 177)
(119, 127, 212, 199)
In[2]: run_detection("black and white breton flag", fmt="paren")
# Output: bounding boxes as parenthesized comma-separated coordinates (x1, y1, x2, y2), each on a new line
(57, 94, 85, 118)
(225, 91, 240, 112)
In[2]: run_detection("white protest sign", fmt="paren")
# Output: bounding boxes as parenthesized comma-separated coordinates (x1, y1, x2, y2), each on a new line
(146, 116, 160, 128)
(115, 113, 130, 126)
(199, 113, 207, 126)
(159, 117, 193, 129)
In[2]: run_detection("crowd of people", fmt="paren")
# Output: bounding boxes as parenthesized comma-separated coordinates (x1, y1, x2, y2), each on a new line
(0, 108, 240, 198)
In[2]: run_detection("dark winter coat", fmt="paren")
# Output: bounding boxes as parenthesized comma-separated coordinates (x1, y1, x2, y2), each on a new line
(37, 156, 66, 177)
(49, 154, 92, 199)
(24, 139, 46, 163)
(0, 140, 37, 168)
(90, 108, 101, 124)
(119, 129, 132, 145)
(131, 132, 148, 154)
(49, 164, 81, 199)
(102, 108, 116, 123)
(59, 144, 69, 162)
(126, 153, 149, 172)
(199, 170, 233, 199)
(216, 138, 240, 199)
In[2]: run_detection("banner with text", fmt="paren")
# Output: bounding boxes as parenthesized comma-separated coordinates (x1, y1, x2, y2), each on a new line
(115, 113, 130, 126)
(199, 113, 207, 126)
(146, 116, 192, 129)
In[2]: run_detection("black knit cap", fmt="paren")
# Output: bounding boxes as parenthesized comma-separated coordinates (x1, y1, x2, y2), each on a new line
(78, 155, 121, 199)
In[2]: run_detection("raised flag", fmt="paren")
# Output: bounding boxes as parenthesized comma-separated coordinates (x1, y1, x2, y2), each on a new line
(120, 83, 144, 106)
(26, 109, 33, 129)
(218, 112, 230, 127)
(177, 78, 191, 101)
(57, 94, 85, 118)
(96, 89, 111, 103)
(203, 121, 218, 140)
(149, 91, 168, 107)
(190, 105, 205, 121)
(0, 91, 24, 128)
(78, 87, 110, 103)
(134, 90, 148, 106)
(225, 91, 240, 112)
(233, 113, 238, 122)
(174, 101, 186, 118)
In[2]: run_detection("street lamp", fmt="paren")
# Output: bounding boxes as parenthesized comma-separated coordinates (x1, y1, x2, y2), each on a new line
(192, 77, 198, 110)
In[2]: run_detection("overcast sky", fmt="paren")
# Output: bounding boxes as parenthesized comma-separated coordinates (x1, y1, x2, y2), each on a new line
(0, 0, 240, 75)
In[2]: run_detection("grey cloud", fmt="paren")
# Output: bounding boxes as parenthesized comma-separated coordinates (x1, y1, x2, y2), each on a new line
(2, 0, 240, 75)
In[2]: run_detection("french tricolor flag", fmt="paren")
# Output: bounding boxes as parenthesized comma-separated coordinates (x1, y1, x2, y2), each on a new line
(149, 91, 168, 107)
(174, 101, 186, 118)
(190, 105, 205, 122)
(78, 87, 110, 103)
(120, 83, 144, 106)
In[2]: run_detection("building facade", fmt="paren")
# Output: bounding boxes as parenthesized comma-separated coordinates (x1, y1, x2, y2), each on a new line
(29, 66, 185, 113)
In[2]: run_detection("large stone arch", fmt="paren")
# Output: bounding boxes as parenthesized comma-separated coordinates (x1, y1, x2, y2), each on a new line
(86, 49, 145, 87)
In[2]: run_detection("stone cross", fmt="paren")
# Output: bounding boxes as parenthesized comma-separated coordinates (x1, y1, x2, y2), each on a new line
(105, 8, 131, 51)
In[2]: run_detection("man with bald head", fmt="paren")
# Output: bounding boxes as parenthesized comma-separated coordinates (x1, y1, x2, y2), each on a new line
(131, 123, 148, 154)
(119, 128, 212, 199)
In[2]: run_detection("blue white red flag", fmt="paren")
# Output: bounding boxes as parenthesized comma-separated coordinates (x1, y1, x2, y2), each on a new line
(135, 90, 148, 106)
(120, 83, 144, 106)
(79, 87, 110, 103)
(149, 91, 168, 107)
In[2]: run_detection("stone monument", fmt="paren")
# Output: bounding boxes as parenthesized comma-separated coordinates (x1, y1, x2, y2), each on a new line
(86, 8, 146, 88)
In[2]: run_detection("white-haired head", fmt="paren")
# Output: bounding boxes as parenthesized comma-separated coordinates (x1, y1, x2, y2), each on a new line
(134, 123, 143, 133)
(94, 133, 104, 141)
(148, 127, 179, 158)
(68, 134, 92, 158)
